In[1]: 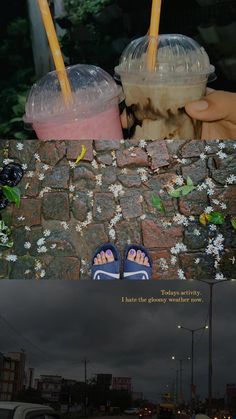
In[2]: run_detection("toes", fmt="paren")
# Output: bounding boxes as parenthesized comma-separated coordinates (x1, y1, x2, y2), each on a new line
(135, 249, 142, 264)
(94, 257, 98, 265)
(100, 251, 106, 264)
(144, 256, 150, 266)
(96, 253, 102, 264)
(128, 249, 136, 261)
(106, 249, 114, 262)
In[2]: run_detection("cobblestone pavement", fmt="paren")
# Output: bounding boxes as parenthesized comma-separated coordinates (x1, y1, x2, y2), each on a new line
(0, 139, 235, 280)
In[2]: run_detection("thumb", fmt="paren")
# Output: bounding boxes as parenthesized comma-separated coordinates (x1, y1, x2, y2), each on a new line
(185, 90, 236, 123)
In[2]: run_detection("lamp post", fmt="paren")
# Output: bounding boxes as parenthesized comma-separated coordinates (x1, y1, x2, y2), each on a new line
(177, 324, 208, 413)
(198, 279, 233, 417)
(171, 355, 190, 405)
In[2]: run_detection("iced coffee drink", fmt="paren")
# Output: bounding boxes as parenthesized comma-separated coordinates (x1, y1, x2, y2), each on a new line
(115, 34, 215, 140)
(24, 64, 123, 140)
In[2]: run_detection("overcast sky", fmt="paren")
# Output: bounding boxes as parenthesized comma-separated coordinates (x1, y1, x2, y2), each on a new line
(0, 281, 235, 403)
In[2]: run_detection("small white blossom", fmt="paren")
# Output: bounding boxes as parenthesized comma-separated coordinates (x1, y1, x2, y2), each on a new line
(215, 272, 226, 280)
(108, 183, 124, 198)
(175, 176, 184, 186)
(96, 174, 102, 186)
(37, 246, 47, 254)
(43, 229, 51, 237)
(24, 242, 31, 249)
(16, 142, 24, 150)
(37, 237, 46, 246)
(139, 140, 147, 148)
(26, 171, 34, 178)
(25, 226, 31, 231)
(217, 151, 227, 159)
(61, 221, 69, 230)
(22, 163, 28, 170)
(108, 228, 116, 240)
(50, 244, 57, 249)
(34, 153, 41, 161)
(40, 270, 46, 278)
(194, 258, 200, 264)
(69, 184, 76, 192)
(97, 206, 102, 214)
(42, 164, 50, 171)
(17, 216, 25, 221)
(69, 161, 76, 168)
(34, 260, 42, 271)
(5, 254, 17, 262)
(200, 153, 207, 160)
(178, 269, 186, 280)
(38, 173, 45, 181)
(3, 158, 14, 165)
(91, 159, 99, 169)
(194, 229, 201, 236)
(205, 206, 213, 214)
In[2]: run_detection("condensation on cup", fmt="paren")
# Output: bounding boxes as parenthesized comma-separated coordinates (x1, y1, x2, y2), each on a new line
(115, 34, 215, 140)
(24, 64, 123, 140)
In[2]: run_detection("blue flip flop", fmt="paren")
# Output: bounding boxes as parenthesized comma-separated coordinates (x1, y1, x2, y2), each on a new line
(123, 244, 152, 280)
(92, 243, 121, 280)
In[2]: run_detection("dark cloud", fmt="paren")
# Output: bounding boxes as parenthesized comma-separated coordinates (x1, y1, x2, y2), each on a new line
(0, 281, 235, 402)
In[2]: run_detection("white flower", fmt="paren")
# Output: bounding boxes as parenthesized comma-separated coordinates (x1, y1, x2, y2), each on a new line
(16, 142, 24, 150)
(37, 237, 46, 246)
(216, 151, 227, 159)
(137, 168, 148, 182)
(37, 246, 47, 254)
(170, 256, 177, 265)
(38, 173, 45, 181)
(25, 226, 31, 231)
(140, 214, 146, 220)
(26, 171, 34, 178)
(175, 176, 184, 186)
(215, 272, 226, 280)
(69, 184, 76, 192)
(121, 168, 128, 174)
(50, 244, 57, 249)
(193, 229, 201, 236)
(61, 221, 69, 230)
(108, 183, 124, 198)
(205, 206, 213, 214)
(109, 228, 116, 240)
(17, 216, 25, 221)
(42, 164, 49, 171)
(159, 258, 169, 270)
(177, 158, 187, 164)
(97, 206, 102, 214)
(189, 216, 195, 221)
(112, 160, 117, 167)
(220, 203, 227, 210)
(34, 153, 41, 161)
(212, 199, 220, 205)
(93, 149, 97, 156)
(43, 229, 51, 237)
(40, 270, 46, 278)
(3, 158, 14, 165)
(218, 142, 226, 149)
(91, 159, 99, 169)
(24, 242, 31, 249)
(69, 161, 76, 168)
(87, 191, 93, 198)
(200, 153, 207, 160)
(0, 235, 8, 244)
(34, 260, 42, 271)
(205, 145, 211, 152)
(171, 242, 187, 255)
(5, 254, 17, 262)
(139, 140, 147, 148)
(226, 174, 236, 184)
(209, 224, 217, 232)
(178, 269, 186, 280)
(194, 258, 200, 264)
(24, 270, 31, 275)
(96, 174, 103, 186)
(22, 163, 28, 170)
(207, 189, 214, 196)
(173, 213, 189, 226)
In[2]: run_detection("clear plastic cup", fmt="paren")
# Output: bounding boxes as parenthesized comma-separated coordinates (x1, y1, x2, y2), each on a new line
(115, 34, 215, 140)
(24, 64, 123, 140)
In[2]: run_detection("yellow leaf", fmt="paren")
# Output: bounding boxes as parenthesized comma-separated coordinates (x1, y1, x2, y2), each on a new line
(75, 145, 87, 165)
(199, 213, 208, 226)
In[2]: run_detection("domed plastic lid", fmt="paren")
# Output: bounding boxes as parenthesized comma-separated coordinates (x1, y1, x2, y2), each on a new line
(24, 64, 122, 123)
(115, 34, 215, 83)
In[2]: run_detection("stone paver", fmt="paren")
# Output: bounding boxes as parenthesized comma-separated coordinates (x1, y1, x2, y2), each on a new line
(0, 139, 235, 280)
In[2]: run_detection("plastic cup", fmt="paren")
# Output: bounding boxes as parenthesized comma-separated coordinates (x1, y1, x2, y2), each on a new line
(115, 34, 215, 140)
(24, 64, 123, 140)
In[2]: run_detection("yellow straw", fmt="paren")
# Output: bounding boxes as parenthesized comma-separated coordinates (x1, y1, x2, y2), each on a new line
(147, 0, 162, 72)
(37, 0, 72, 105)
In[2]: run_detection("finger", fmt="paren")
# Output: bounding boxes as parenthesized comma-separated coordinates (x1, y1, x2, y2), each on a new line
(185, 90, 236, 123)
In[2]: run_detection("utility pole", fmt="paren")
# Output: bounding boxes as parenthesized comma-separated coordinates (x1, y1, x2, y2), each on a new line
(83, 358, 89, 417)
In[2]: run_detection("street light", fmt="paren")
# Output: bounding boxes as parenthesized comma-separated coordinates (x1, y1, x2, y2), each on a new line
(171, 355, 190, 405)
(198, 279, 234, 418)
(177, 324, 208, 413)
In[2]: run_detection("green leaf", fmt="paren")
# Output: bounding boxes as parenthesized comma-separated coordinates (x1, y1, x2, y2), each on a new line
(2, 186, 21, 207)
(168, 188, 182, 198)
(181, 185, 195, 196)
(9, 117, 23, 123)
(208, 211, 225, 225)
(186, 176, 194, 186)
(231, 218, 236, 230)
(151, 194, 165, 214)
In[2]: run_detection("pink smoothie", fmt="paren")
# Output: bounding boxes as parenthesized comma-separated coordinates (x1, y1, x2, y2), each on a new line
(33, 104, 123, 140)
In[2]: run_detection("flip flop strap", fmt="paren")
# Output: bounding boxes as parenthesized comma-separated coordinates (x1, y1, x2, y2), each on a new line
(92, 261, 120, 280)
(123, 260, 151, 280)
